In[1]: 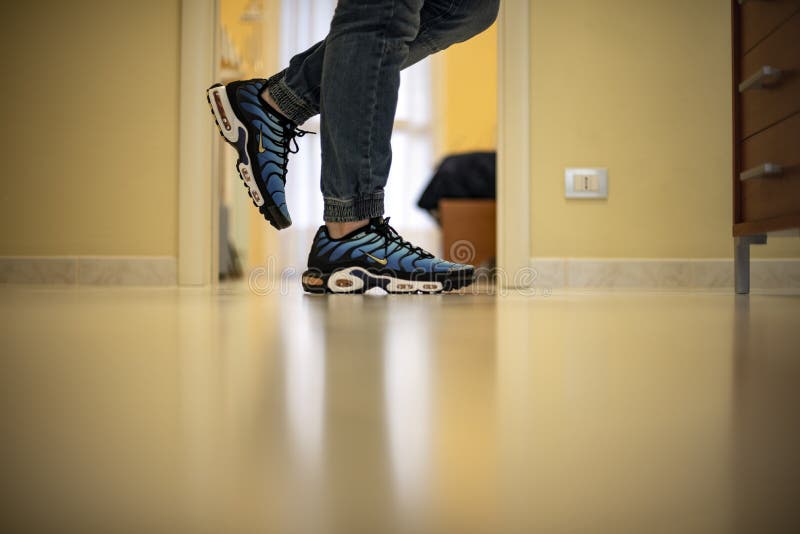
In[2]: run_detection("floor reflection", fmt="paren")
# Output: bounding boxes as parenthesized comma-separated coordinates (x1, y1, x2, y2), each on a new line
(497, 294, 736, 533)
(283, 297, 325, 475)
(732, 296, 800, 533)
(383, 301, 432, 518)
(2, 286, 799, 533)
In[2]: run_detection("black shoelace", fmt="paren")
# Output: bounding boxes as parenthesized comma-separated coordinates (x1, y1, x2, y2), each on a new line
(374, 217, 434, 261)
(260, 121, 315, 179)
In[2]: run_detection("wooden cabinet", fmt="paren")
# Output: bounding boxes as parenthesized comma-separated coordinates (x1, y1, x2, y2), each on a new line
(732, 0, 800, 293)
(440, 199, 496, 269)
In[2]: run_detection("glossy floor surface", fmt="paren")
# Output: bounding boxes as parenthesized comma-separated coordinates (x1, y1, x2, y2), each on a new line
(1, 284, 799, 533)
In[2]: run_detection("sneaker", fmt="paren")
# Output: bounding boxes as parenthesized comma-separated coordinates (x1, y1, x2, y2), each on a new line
(206, 79, 310, 230)
(301, 218, 474, 294)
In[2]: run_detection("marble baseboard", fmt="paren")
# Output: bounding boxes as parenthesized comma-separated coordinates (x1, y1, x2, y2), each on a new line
(0, 257, 177, 286)
(530, 258, 800, 290)
(0, 257, 78, 284)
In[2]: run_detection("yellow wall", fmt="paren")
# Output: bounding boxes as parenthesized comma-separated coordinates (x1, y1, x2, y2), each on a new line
(2, 2, 796, 261)
(0, 0, 180, 256)
(437, 23, 498, 156)
(529, 0, 799, 258)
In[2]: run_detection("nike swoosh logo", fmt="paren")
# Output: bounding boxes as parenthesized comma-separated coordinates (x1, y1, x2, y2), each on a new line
(365, 253, 388, 266)
(258, 129, 267, 153)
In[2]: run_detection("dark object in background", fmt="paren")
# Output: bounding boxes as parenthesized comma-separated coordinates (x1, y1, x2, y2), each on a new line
(418, 151, 496, 222)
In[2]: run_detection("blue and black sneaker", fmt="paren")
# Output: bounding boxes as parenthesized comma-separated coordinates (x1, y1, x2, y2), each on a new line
(301, 218, 474, 294)
(206, 79, 310, 230)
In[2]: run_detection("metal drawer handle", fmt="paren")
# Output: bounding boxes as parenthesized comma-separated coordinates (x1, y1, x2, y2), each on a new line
(739, 65, 783, 92)
(740, 163, 783, 181)
(738, 0, 774, 4)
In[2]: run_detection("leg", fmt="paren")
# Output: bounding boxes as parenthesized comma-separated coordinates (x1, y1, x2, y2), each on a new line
(299, 0, 494, 292)
(404, 0, 501, 66)
(735, 234, 767, 294)
(317, 0, 424, 223)
(266, 0, 501, 125)
(207, 0, 498, 230)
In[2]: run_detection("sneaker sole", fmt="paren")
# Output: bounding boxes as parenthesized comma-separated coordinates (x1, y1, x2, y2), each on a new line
(206, 83, 292, 230)
(301, 267, 474, 295)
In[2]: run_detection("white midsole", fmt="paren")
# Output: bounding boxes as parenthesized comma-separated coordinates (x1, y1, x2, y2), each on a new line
(326, 267, 444, 293)
(207, 85, 264, 207)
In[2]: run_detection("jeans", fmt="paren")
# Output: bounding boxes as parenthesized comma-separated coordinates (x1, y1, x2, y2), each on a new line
(266, 0, 500, 222)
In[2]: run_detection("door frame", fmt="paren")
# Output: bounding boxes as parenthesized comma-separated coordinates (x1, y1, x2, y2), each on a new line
(177, 0, 531, 286)
(496, 0, 532, 287)
(178, 0, 218, 286)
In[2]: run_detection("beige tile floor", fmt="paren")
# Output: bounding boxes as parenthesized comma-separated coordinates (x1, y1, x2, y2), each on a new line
(1, 284, 799, 534)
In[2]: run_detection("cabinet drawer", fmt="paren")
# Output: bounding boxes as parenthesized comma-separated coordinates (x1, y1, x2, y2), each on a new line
(740, 0, 800, 53)
(739, 10, 800, 138)
(740, 111, 800, 222)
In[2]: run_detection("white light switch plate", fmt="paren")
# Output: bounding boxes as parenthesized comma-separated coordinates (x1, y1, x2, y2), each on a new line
(565, 168, 608, 199)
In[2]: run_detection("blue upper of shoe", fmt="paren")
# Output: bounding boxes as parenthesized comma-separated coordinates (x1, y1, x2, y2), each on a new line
(308, 218, 473, 275)
(232, 80, 306, 223)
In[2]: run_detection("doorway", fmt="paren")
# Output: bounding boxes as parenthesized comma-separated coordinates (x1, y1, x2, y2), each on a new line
(179, 0, 529, 286)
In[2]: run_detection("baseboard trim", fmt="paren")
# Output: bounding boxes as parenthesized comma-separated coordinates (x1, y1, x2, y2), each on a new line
(0, 256, 177, 286)
(530, 258, 800, 290)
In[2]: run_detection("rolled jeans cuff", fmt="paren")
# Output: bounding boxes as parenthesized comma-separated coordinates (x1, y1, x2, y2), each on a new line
(323, 193, 385, 222)
(265, 71, 317, 125)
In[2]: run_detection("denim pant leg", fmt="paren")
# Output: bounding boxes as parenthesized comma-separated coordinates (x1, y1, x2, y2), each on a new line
(266, 0, 500, 222)
(406, 0, 501, 64)
(317, 0, 425, 222)
(267, 0, 501, 121)
(266, 41, 324, 125)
